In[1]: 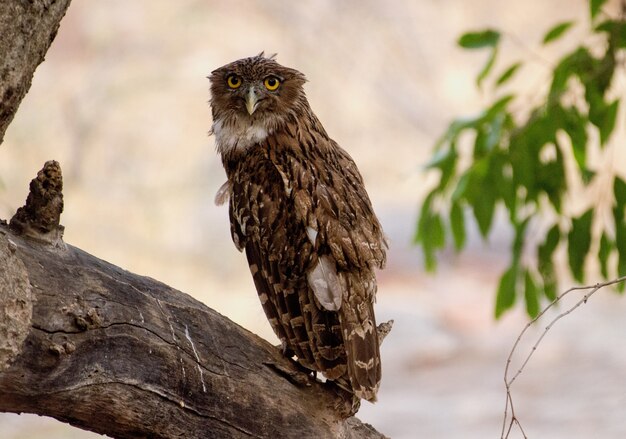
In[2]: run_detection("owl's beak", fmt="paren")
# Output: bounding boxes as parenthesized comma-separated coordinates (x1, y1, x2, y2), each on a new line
(245, 87, 259, 115)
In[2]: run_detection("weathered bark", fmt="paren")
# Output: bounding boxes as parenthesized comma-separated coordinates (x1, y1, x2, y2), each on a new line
(0, 0, 72, 144)
(0, 163, 386, 439)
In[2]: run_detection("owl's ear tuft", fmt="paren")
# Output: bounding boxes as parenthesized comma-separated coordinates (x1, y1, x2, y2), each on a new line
(256, 51, 278, 61)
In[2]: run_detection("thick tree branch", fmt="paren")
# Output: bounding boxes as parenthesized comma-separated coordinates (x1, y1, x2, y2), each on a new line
(0, 0, 72, 144)
(0, 162, 386, 439)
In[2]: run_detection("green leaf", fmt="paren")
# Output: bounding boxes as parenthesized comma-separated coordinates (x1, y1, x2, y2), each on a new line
(474, 116, 504, 159)
(495, 62, 522, 87)
(567, 209, 594, 282)
(548, 47, 593, 105)
(581, 169, 596, 184)
(458, 158, 489, 203)
(591, 0, 608, 20)
(499, 170, 516, 215)
(543, 21, 575, 44)
(512, 218, 530, 263)
(414, 192, 434, 244)
(495, 264, 518, 318)
(509, 111, 559, 202)
(424, 146, 453, 169)
(585, 68, 618, 145)
(441, 95, 513, 157)
(537, 143, 566, 213)
(599, 232, 613, 279)
(472, 192, 496, 238)
(458, 29, 501, 49)
(542, 269, 558, 301)
(538, 224, 560, 299)
(488, 152, 515, 211)
(485, 113, 505, 151)
(615, 205, 626, 290)
(613, 176, 626, 292)
(450, 202, 466, 251)
(595, 20, 626, 48)
(415, 193, 446, 272)
(613, 192, 626, 292)
(615, 176, 626, 207)
(539, 224, 561, 264)
(557, 106, 588, 172)
(509, 120, 544, 201)
(425, 144, 458, 191)
(433, 116, 482, 151)
(470, 157, 502, 239)
(524, 270, 540, 317)
(599, 100, 619, 145)
(431, 213, 445, 247)
(451, 170, 471, 202)
(485, 94, 515, 119)
(477, 47, 498, 87)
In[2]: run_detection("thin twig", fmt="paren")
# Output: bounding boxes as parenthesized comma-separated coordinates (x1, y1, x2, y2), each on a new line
(500, 276, 626, 438)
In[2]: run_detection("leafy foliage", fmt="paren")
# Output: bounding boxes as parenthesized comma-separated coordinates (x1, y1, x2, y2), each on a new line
(415, 0, 626, 317)
(542, 21, 575, 45)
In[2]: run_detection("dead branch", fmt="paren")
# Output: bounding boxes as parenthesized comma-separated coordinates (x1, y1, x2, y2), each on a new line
(0, 162, 387, 439)
(501, 276, 626, 439)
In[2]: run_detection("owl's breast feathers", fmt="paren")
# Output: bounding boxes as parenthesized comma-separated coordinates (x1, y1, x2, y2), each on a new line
(223, 116, 387, 402)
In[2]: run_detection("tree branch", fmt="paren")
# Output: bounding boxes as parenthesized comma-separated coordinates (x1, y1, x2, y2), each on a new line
(0, 162, 386, 439)
(0, 0, 73, 145)
(501, 276, 626, 439)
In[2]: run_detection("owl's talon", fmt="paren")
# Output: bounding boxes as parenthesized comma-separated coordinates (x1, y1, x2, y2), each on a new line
(275, 341, 295, 359)
(263, 361, 312, 387)
(326, 380, 361, 418)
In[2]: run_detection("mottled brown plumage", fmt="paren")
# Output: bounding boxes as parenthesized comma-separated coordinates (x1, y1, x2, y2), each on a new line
(209, 53, 387, 403)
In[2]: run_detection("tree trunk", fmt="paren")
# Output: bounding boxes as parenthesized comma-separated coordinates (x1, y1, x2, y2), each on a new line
(0, 0, 72, 145)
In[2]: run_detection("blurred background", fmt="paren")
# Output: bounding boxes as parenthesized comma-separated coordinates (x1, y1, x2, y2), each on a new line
(2, 1, 626, 438)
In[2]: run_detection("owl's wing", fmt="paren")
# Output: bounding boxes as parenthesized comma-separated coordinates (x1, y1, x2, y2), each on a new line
(294, 145, 387, 273)
(287, 141, 386, 401)
(228, 192, 246, 252)
(291, 143, 387, 288)
(228, 158, 347, 377)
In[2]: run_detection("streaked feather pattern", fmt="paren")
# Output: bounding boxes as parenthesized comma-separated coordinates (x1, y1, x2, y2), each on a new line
(210, 54, 387, 404)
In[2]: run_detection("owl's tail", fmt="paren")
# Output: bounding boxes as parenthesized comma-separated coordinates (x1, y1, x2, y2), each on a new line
(338, 272, 381, 402)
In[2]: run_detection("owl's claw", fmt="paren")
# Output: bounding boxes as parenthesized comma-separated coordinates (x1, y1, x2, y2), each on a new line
(326, 380, 361, 418)
(276, 340, 295, 359)
(263, 360, 313, 387)
(268, 341, 317, 384)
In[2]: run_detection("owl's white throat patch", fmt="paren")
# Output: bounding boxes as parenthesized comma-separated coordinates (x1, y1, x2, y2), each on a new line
(212, 117, 269, 154)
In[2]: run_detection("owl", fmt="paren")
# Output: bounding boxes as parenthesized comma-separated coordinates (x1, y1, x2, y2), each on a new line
(209, 53, 387, 404)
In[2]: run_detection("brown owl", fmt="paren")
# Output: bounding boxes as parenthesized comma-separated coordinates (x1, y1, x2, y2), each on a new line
(209, 53, 387, 404)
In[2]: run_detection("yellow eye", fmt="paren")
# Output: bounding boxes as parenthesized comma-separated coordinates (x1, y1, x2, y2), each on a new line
(227, 75, 242, 89)
(264, 76, 280, 91)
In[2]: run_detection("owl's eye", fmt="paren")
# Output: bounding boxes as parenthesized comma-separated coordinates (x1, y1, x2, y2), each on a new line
(264, 76, 281, 91)
(227, 75, 242, 89)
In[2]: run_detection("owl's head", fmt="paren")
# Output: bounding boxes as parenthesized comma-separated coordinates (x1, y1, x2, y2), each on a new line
(209, 53, 307, 124)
